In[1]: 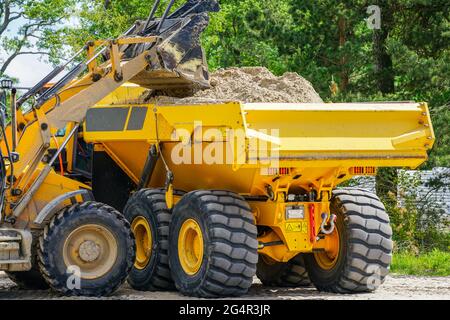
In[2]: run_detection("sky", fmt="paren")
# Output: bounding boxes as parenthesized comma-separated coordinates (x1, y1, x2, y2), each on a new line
(1, 15, 80, 89)
(6, 54, 54, 88)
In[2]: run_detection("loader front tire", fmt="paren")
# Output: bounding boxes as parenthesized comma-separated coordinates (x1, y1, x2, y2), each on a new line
(169, 190, 258, 298)
(123, 189, 175, 291)
(257, 254, 311, 287)
(38, 201, 135, 296)
(304, 188, 393, 293)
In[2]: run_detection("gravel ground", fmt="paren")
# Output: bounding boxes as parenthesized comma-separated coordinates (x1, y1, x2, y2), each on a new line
(0, 272, 449, 300)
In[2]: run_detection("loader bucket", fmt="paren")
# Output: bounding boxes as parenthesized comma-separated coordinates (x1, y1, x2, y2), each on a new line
(125, 0, 220, 91)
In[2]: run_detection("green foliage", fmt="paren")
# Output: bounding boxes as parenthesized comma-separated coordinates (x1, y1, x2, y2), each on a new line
(425, 104, 450, 169)
(0, 0, 76, 74)
(384, 170, 450, 253)
(201, 0, 294, 74)
(62, 0, 188, 54)
(391, 249, 450, 276)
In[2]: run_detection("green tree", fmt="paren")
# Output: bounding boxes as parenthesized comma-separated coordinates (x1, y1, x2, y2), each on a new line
(201, 0, 294, 74)
(61, 0, 188, 54)
(372, 0, 395, 94)
(43, 0, 450, 169)
(287, 0, 373, 96)
(0, 0, 76, 75)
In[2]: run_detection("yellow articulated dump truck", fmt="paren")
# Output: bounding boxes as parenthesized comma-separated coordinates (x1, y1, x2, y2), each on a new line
(81, 96, 434, 297)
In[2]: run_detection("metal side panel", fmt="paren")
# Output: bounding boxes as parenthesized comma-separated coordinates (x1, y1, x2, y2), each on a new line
(83, 101, 247, 143)
(242, 102, 435, 169)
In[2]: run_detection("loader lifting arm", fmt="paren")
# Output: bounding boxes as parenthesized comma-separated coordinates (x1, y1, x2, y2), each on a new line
(0, 0, 219, 220)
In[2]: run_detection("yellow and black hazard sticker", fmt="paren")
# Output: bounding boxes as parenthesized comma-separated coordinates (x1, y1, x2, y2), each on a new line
(285, 222, 308, 233)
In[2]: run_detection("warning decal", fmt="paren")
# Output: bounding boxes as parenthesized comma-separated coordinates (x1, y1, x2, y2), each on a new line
(285, 222, 308, 233)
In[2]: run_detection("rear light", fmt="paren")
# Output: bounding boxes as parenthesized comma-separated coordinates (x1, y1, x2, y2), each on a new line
(350, 166, 376, 175)
(261, 167, 291, 176)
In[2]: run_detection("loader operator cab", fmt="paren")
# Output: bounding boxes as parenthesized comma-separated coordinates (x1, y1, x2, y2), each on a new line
(49, 123, 93, 182)
(0, 79, 92, 186)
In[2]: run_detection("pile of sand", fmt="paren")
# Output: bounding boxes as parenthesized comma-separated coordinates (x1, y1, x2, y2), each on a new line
(191, 67, 323, 103)
(139, 66, 323, 104)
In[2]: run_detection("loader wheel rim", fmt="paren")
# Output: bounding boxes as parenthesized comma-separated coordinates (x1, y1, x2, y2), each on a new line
(314, 227, 340, 270)
(178, 219, 204, 275)
(63, 224, 118, 280)
(132, 216, 152, 270)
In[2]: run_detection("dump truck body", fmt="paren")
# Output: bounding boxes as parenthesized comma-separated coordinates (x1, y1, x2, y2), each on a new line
(84, 101, 434, 188)
(82, 98, 434, 265)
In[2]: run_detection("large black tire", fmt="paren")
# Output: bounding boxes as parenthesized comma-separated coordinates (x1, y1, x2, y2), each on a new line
(257, 254, 311, 287)
(123, 188, 175, 291)
(304, 188, 393, 293)
(6, 231, 49, 290)
(169, 190, 258, 298)
(37, 202, 135, 296)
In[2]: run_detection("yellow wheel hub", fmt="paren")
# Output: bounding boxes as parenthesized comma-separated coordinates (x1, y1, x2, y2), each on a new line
(314, 226, 340, 270)
(63, 224, 118, 280)
(132, 216, 152, 270)
(178, 219, 204, 275)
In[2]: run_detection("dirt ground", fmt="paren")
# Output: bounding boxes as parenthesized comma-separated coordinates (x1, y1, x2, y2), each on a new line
(0, 272, 448, 300)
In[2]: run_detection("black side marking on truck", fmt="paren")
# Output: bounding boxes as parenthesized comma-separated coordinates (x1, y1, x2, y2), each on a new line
(126, 107, 148, 131)
(86, 107, 129, 132)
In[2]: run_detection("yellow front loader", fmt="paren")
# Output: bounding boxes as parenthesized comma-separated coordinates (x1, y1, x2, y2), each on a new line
(0, 0, 219, 296)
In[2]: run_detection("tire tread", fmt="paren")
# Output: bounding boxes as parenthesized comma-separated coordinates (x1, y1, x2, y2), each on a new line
(309, 188, 393, 293)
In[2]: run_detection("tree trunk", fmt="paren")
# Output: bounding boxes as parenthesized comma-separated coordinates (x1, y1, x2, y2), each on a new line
(376, 167, 398, 210)
(373, 2, 397, 208)
(373, 0, 395, 94)
(338, 16, 349, 92)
